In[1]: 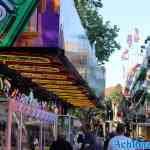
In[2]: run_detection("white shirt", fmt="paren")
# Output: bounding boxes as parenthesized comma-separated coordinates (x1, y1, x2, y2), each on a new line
(107, 135, 136, 150)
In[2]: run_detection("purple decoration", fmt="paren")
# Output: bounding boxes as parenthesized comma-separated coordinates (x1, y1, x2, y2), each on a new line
(15, 101, 57, 123)
(41, 0, 60, 47)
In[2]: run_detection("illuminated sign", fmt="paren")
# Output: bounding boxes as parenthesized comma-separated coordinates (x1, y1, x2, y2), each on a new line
(47, 89, 85, 95)
(69, 101, 95, 108)
(43, 85, 79, 90)
(21, 72, 67, 80)
(9, 65, 60, 73)
(54, 91, 84, 95)
(0, 55, 50, 63)
(0, 0, 39, 46)
(32, 79, 74, 85)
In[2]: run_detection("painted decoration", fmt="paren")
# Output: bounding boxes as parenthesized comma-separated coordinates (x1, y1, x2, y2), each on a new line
(0, 76, 11, 97)
(10, 99, 57, 123)
(29, 0, 60, 47)
(0, 0, 39, 47)
(40, 0, 59, 47)
(0, 75, 47, 110)
(51, 0, 60, 13)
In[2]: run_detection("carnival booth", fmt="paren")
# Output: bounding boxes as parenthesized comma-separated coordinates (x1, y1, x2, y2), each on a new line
(0, 48, 97, 150)
(0, 99, 57, 150)
(0, 74, 57, 150)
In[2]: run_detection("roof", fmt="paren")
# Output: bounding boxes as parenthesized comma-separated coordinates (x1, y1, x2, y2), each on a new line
(105, 87, 115, 96)
(105, 84, 122, 96)
(0, 47, 97, 108)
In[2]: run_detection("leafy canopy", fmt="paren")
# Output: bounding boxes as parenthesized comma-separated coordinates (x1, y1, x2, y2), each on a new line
(108, 84, 123, 104)
(74, 0, 120, 63)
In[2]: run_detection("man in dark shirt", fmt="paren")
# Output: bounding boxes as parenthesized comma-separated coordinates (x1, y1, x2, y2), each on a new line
(50, 134, 73, 150)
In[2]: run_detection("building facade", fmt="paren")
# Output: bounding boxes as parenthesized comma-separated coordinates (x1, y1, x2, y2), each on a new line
(60, 0, 106, 98)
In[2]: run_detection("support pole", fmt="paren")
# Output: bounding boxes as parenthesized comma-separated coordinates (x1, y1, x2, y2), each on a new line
(6, 99, 13, 150)
(40, 122, 43, 150)
(68, 116, 71, 142)
(19, 112, 23, 150)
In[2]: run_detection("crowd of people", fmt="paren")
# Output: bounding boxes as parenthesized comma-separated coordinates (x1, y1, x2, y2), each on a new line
(50, 123, 102, 150)
(49, 123, 150, 150)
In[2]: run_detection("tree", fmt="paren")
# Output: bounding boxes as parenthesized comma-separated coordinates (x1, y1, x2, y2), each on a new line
(105, 84, 123, 120)
(109, 84, 123, 105)
(74, 0, 120, 63)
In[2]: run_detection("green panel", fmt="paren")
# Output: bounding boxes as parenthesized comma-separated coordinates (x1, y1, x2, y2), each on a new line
(23, 23, 29, 32)
(0, 0, 39, 47)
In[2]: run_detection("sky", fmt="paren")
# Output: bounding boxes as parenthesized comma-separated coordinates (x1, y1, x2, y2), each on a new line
(101, 0, 150, 87)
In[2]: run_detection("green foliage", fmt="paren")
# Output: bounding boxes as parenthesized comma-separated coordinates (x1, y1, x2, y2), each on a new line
(107, 84, 123, 104)
(70, 108, 83, 118)
(145, 35, 150, 44)
(70, 107, 106, 123)
(74, 0, 120, 63)
(109, 90, 123, 104)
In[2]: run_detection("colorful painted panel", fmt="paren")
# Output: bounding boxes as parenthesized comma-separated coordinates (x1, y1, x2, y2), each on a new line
(0, 0, 39, 47)
(37, 0, 60, 47)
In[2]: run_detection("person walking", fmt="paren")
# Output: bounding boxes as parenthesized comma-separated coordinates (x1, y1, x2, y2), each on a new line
(107, 123, 135, 150)
(83, 124, 103, 150)
(50, 134, 73, 150)
(73, 129, 85, 150)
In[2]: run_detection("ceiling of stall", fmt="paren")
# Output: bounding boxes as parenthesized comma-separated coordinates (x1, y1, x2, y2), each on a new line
(0, 48, 97, 108)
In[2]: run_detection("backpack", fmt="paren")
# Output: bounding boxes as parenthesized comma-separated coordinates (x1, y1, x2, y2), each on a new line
(77, 133, 84, 143)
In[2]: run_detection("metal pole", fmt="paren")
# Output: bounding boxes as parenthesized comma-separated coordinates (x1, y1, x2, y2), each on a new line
(19, 112, 23, 150)
(40, 121, 43, 150)
(6, 99, 13, 150)
(54, 117, 58, 140)
(43, 124, 45, 150)
(68, 116, 71, 142)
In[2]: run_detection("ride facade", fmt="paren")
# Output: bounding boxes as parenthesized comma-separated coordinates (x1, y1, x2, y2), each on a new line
(0, 0, 99, 149)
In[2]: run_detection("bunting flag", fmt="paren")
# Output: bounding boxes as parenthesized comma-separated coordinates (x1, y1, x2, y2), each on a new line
(122, 64, 126, 79)
(132, 64, 141, 72)
(133, 28, 140, 42)
(127, 34, 133, 47)
(121, 49, 129, 60)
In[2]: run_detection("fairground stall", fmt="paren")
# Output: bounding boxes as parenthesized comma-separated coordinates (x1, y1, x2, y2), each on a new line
(0, 47, 97, 150)
(0, 71, 58, 150)
(0, 99, 57, 150)
(0, 0, 60, 149)
(0, 0, 98, 148)
(0, 0, 97, 109)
